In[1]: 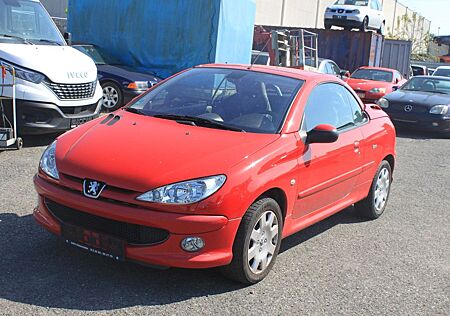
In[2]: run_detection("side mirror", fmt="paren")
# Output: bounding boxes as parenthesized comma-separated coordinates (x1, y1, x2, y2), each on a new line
(64, 32, 72, 46)
(306, 124, 339, 144)
(392, 85, 399, 91)
(340, 70, 350, 78)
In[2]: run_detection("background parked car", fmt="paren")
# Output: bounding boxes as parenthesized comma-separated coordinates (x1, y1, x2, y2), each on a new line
(378, 76, 450, 135)
(317, 58, 350, 79)
(324, 0, 385, 34)
(345, 66, 406, 103)
(411, 64, 428, 76)
(251, 50, 271, 65)
(73, 44, 162, 111)
(432, 66, 450, 78)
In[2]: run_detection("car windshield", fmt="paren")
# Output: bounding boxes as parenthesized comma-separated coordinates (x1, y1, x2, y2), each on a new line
(351, 69, 393, 82)
(0, 0, 65, 45)
(128, 68, 304, 134)
(334, 0, 368, 6)
(433, 68, 450, 77)
(72, 45, 120, 65)
(401, 77, 450, 94)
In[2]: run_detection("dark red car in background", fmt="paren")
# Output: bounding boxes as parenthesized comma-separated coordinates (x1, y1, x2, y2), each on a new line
(346, 66, 406, 103)
(34, 64, 396, 284)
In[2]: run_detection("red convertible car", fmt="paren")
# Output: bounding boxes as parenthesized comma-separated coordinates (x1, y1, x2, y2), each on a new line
(346, 66, 406, 104)
(34, 64, 396, 284)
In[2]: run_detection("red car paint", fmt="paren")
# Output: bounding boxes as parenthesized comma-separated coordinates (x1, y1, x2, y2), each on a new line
(346, 66, 406, 103)
(34, 64, 396, 269)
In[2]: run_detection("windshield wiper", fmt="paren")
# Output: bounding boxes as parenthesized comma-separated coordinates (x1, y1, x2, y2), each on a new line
(0, 34, 34, 45)
(153, 114, 245, 132)
(35, 39, 62, 46)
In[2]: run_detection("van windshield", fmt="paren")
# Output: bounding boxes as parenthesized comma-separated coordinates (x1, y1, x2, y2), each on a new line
(334, 0, 369, 6)
(0, 0, 65, 46)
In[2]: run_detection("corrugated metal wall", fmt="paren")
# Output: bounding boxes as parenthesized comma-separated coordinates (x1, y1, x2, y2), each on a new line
(68, 0, 256, 78)
(381, 39, 412, 77)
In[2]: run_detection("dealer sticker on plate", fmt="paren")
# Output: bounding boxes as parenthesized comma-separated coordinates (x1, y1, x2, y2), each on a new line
(61, 223, 125, 261)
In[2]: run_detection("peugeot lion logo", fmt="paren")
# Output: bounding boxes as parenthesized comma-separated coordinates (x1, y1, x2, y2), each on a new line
(404, 105, 413, 112)
(83, 179, 106, 199)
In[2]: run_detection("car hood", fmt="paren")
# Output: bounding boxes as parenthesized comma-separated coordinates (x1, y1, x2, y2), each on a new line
(97, 65, 161, 83)
(385, 90, 450, 107)
(346, 78, 392, 91)
(56, 112, 279, 192)
(0, 44, 97, 83)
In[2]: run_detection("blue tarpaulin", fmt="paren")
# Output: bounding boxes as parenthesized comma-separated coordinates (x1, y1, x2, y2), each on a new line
(68, 0, 256, 78)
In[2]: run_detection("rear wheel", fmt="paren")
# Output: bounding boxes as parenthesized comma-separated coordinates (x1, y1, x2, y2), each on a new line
(377, 22, 385, 35)
(355, 160, 392, 220)
(220, 197, 283, 284)
(325, 23, 332, 30)
(344, 26, 353, 31)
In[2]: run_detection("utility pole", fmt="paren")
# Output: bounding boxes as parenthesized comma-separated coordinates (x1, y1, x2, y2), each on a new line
(281, 0, 286, 26)
(315, 0, 321, 28)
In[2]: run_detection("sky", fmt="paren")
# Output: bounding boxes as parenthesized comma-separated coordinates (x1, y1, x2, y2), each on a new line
(403, 0, 450, 35)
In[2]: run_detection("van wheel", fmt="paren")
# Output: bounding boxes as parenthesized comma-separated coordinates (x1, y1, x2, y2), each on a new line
(377, 22, 385, 35)
(325, 23, 332, 30)
(355, 160, 392, 220)
(101, 82, 123, 111)
(220, 197, 283, 284)
(360, 17, 369, 32)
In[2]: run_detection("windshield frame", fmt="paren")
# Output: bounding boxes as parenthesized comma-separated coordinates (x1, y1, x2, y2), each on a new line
(126, 67, 305, 134)
(0, 0, 66, 46)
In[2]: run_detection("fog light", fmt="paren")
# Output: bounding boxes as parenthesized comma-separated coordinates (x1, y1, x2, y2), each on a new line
(181, 237, 205, 252)
(432, 122, 439, 127)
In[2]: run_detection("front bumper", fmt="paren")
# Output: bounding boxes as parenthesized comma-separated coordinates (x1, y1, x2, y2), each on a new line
(2, 99, 102, 135)
(324, 13, 364, 27)
(33, 175, 240, 269)
(386, 112, 450, 133)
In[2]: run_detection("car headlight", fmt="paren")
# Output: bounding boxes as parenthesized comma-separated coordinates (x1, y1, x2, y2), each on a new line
(377, 98, 389, 108)
(127, 81, 149, 90)
(369, 88, 386, 94)
(352, 9, 360, 14)
(136, 175, 226, 204)
(326, 8, 331, 12)
(39, 141, 59, 180)
(1, 60, 45, 84)
(429, 105, 449, 115)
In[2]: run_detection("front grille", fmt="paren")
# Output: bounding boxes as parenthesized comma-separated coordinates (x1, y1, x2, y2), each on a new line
(45, 199, 169, 245)
(44, 81, 96, 100)
(390, 102, 429, 113)
(59, 104, 98, 116)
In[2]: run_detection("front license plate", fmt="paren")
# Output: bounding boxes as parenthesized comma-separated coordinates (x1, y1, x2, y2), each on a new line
(357, 92, 365, 99)
(334, 15, 346, 20)
(61, 223, 125, 261)
(70, 116, 94, 128)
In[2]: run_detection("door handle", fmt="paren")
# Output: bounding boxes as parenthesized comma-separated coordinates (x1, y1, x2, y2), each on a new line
(354, 141, 361, 154)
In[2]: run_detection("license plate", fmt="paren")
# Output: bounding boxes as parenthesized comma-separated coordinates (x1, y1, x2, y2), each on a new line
(61, 223, 125, 261)
(357, 92, 365, 99)
(334, 15, 346, 20)
(70, 116, 94, 128)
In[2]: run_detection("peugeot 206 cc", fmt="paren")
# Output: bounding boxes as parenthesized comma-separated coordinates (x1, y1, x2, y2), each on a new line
(34, 64, 396, 284)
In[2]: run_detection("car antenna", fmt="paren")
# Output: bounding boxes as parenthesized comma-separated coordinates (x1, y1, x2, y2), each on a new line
(248, 37, 272, 70)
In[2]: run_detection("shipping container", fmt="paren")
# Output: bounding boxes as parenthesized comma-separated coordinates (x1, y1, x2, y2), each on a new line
(68, 0, 256, 78)
(256, 27, 384, 73)
(381, 39, 412, 78)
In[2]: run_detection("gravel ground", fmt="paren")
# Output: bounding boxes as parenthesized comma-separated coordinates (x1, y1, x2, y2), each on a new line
(0, 129, 449, 315)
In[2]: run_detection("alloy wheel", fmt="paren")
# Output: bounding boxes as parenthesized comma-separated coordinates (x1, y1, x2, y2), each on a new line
(374, 167, 390, 213)
(102, 86, 119, 109)
(247, 210, 279, 274)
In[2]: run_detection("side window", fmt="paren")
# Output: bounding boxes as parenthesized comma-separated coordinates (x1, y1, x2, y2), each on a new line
(303, 83, 356, 132)
(370, 0, 377, 10)
(344, 89, 367, 125)
(330, 62, 340, 76)
(376, 0, 382, 10)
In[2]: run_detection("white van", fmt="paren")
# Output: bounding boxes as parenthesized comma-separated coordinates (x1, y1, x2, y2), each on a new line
(0, 0, 102, 135)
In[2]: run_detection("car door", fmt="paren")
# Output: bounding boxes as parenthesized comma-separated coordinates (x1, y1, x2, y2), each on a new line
(293, 83, 365, 219)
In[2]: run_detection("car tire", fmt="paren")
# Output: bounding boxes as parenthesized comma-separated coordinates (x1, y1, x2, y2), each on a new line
(377, 22, 385, 35)
(325, 23, 332, 30)
(220, 197, 283, 284)
(355, 160, 392, 220)
(101, 81, 124, 112)
(344, 26, 352, 31)
(360, 17, 369, 32)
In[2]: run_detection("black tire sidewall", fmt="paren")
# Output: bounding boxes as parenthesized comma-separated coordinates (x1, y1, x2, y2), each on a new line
(101, 81, 124, 111)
